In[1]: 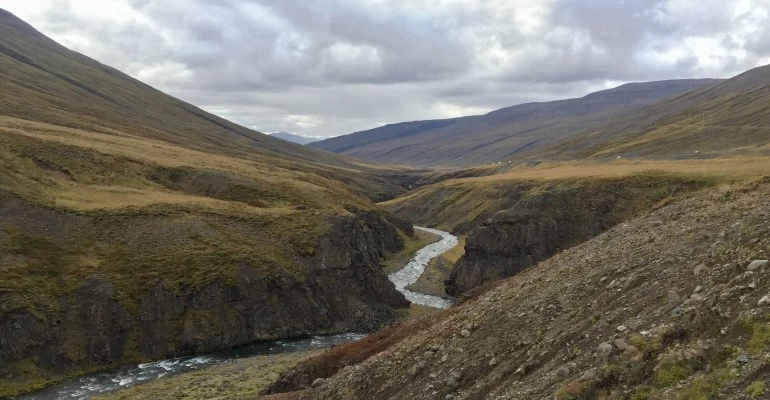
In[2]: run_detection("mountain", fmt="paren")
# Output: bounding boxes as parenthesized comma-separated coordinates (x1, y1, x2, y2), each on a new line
(310, 79, 720, 167)
(0, 8, 420, 396)
(537, 64, 770, 159)
(271, 131, 320, 145)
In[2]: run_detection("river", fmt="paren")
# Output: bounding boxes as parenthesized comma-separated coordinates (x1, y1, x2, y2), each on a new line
(388, 226, 458, 309)
(21, 226, 457, 399)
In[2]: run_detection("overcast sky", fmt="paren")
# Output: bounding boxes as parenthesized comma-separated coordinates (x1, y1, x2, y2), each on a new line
(4, 0, 770, 138)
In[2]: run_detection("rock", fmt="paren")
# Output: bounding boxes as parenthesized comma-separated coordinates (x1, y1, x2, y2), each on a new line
(737, 355, 750, 364)
(667, 291, 680, 303)
(597, 342, 614, 359)
(424, 351, 434, 358)
(616, 325, 628, 333)
(650, 281, 662, 291)
(312, 378, 325, 388)
(690, 293, 705, 302)
(460, 329, 471, 338)
(748, 260, 769, 271)
(693, 286, 703, 293)
(624, 346, 643, 363)
(580, 368, 598, 381)
(440, 354, 448, 363)
(694, 263, 707, 276)
(758, 295, 770, 306)
(671, 307, 685, 317)
(556, 366, 571, 379)
(614, 339, 629, 351)
(489, 357, 498, 367)
(408, 364, 421, 377)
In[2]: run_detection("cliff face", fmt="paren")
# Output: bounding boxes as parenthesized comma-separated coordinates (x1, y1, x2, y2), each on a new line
(389, 176, 711, 296)
(0, 192, 408, 394)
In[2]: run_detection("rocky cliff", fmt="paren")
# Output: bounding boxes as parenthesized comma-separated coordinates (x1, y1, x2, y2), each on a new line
(385, 175, 712, 296)
(0, 191, 409, 396)
(446, 176, 711, 295)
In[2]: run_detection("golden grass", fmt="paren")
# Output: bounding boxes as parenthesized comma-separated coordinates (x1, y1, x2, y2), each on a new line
(51, 183, 296, 214)
(478, 157, 770, 182)
(0, 116, 370, 212)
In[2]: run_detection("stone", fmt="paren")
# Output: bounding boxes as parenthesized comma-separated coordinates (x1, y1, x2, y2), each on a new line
(616, 325, 628, 333)
(693, 263, 707, 276)
(650, 281, 662, 291)
(690, 293, 705, 302)
(614, 339, 629, 351)
(671, 307, 685, 317)
(460, 329, 471, 338)
(748, 260, 769, 271)
(667, 291, 680, 303)
(312, 378, 325, 388)
(580, 368, 598, 381)
(424, 351, 434, 358)
(693, 286, 703, 293)
(624, 346, 643, 363)
(408, 364, 422, 377)
(737, 355, 750, 364)
(556, 366, 571, 379)
(758, 295, 770, 306)
(489, 357, 498, 367)
(597, 342, 614, 359)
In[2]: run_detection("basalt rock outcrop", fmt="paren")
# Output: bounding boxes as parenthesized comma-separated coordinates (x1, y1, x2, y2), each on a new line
(0, 191, 408, 394)
(446, 176, 709, 295)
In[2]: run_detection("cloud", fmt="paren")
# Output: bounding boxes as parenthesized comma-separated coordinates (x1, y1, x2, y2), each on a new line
(3, 0, 770, 137)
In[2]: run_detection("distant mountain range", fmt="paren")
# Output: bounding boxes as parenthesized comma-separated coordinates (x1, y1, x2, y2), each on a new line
(310, 79, 722, 166)
(270, 131, 320, 145)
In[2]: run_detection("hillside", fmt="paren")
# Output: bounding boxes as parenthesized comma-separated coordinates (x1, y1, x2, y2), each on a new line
(0, 9, 419, 397)
(310, 79, 719, 167)
(271, 132, 320, 145)
(270, 178, 770, 400)
(537, 64, 770, 159)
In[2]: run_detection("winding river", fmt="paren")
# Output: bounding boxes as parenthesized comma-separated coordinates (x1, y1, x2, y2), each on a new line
(21, 226, 457, 399)
(388, 226, 458, 309)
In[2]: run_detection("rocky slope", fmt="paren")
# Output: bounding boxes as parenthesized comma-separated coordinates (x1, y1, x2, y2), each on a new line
(385, 173, 714, 295)
(310, 79, 718, 167)
(278, 178, 770, 400)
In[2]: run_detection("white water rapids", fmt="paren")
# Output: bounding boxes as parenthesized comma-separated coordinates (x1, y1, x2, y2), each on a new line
(388, 226, 458, 309)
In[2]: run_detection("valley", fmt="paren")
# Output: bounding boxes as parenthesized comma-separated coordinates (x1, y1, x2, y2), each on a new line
(2, 4, 770, 400)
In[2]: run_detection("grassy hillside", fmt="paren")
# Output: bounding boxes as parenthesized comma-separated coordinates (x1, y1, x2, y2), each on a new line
(0, 9, 418, 396)
(538, 64, 770, 159)
(310, 79, 718, 167)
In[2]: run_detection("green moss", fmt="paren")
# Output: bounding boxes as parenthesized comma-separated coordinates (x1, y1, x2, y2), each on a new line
(745, 381, 767, 398)
(678, 368, 737, 400)
(749, 323, 770, 353)
(629, 386, 655, 400)
(656, 359, 691, 387)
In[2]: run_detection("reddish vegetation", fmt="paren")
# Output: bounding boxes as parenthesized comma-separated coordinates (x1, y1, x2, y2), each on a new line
(261, 308, 459, 396)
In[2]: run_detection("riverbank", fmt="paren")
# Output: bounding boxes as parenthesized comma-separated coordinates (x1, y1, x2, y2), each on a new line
(93, 350, 323, 400)
(25, 226, 458, 400)
(387, 226, 459, 309)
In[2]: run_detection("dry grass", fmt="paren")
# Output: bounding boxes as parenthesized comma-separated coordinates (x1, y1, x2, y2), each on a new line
(477, 157, 770, 182)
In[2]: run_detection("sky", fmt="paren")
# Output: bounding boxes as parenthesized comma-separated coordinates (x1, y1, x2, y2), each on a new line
(3, 0, 770, 138)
